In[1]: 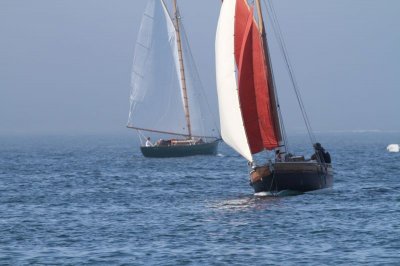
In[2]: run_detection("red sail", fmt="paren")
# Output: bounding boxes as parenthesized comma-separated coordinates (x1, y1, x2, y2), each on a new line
(234, 0, 250, 66)
(236, 6, 264, 153)
(235, 0, 279, 153)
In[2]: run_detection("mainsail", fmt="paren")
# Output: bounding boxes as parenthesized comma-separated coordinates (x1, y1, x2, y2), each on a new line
(216, 0, 280, 161)
(128, 0, 219, 139)
(216, 0, 253, 161)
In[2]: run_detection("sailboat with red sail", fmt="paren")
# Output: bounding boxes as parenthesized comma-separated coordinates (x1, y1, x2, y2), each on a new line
(215, 0, 333, 194)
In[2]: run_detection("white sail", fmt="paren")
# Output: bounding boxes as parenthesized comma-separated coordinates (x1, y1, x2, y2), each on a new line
(128, 0, 219, 139)
(128, 0, 186, 135)
(215, 0, 253, 161)
(179, 21, 220, 138)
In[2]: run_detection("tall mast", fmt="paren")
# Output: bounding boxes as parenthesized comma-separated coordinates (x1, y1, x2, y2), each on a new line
(255, 0, 283, 144)
(173, 0, 192, 138)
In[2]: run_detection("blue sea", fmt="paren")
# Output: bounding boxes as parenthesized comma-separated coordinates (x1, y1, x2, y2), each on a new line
(1, 133, 399, 265)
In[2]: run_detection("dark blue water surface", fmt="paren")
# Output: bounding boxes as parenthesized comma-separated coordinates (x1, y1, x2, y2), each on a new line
(1, 133, 399, 265)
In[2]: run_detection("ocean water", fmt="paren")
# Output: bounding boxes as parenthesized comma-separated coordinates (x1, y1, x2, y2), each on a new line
(0, 133, 399, 265)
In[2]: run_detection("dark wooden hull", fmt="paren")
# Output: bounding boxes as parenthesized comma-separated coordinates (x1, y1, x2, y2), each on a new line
(140, 140, 219, 158)
(250, 162, 333, 193)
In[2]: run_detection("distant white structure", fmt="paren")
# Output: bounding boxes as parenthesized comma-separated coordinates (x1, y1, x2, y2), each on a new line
(387, 144, 400, 153)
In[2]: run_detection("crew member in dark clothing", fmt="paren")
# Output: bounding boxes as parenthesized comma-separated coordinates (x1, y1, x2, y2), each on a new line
(311, 143, 331, 163)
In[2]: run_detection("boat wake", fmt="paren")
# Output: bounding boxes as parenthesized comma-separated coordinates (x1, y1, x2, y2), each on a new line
(254, 190, 302, 197)
(210, 197, 255, 211)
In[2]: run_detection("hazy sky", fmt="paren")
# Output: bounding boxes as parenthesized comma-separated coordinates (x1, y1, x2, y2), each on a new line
(1, 0, 399, 135)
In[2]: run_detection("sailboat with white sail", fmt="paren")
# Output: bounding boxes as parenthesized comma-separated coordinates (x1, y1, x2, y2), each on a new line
(128, 0, 220, 158)
(215, 0, 333, 194)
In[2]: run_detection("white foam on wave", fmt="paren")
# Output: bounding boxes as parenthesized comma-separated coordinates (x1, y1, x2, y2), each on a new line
(254, 190, 302, 197)
(254, 191, 274, 197)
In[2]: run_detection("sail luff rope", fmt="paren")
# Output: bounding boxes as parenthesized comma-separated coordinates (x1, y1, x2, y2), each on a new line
(263, 0, 317, 146)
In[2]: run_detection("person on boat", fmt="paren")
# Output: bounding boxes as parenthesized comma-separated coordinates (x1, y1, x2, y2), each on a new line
(145, 137, 153, 147)
(311, 143, 331, 163)
(324, 150, 331, 163)
(275, 149, 284, 162)
(195, 138, 204, 144)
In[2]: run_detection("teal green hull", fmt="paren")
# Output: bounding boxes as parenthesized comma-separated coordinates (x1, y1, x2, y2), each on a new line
(140, 141, 219, 158)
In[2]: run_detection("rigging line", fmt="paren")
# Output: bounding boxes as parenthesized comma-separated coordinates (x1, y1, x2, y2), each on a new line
(263, 36, 290, 152)
(266, 0, 311, 134)
(264, 38, 287, 147)
(136, 130, 146, 145)
(255, 0, 290, 153)
(179, 22, 221, 137)
(252, 1, 288, 152)
(263, 0, 317, 146)
(161, 0, 175, 29)
(277, 97, 290, 152)
(269, 0, 316, 145)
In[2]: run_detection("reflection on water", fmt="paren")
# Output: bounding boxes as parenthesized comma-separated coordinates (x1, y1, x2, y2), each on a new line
(209, 197, 255, 211)
(209, 193, 292, 212)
